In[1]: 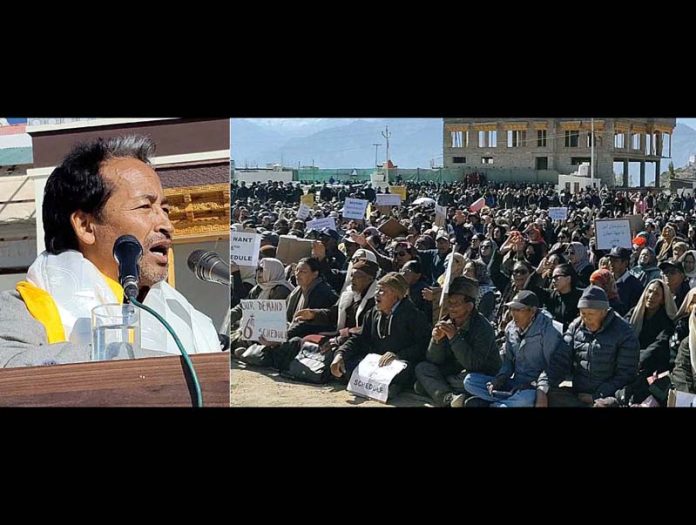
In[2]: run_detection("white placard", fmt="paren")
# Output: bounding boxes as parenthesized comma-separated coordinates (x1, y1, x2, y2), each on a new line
(343, 198, 369, 220)
(375, 193, 402, 207)
(674, 390, 696, 408)
(231, 232, 261, 267)
(240, 299, 287, 342)
(296, 203, 311, 220)
(595, 219, 632, 250)
(548, 207, 568, 221)
(346, 353, 408, 403)
(434, 205, 447, 227)
(306, 217, 337, 231)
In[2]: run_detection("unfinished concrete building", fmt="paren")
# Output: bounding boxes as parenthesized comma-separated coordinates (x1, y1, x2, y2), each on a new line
(443, 118, 676, 187)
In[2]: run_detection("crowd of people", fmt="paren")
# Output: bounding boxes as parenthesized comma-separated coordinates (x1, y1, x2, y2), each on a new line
(230, 177, 696, 407)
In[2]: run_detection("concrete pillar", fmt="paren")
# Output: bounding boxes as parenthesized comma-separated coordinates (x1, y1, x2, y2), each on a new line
(623, 159, 629, 187)
(640, 161, 646, 187)
(655, 160, 661, 188)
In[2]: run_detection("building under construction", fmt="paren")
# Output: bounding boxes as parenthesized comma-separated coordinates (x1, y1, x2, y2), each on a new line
(443, 118, 676, 187)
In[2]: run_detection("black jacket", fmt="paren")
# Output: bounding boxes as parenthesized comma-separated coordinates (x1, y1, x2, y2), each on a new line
(337, 298, 430, 366)
(425, 310, 500, 376)
(551, 309, 640, 400)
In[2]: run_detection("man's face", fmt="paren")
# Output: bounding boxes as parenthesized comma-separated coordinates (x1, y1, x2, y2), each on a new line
(608, 257, 628, 276)
(86, 157, 173, 288)
(511, 307, 535, 330)
(375, 284, 400, 313)
(639, 248, 652, 266)
(436, 238, 450, 255)
(580, 308, 608, 332)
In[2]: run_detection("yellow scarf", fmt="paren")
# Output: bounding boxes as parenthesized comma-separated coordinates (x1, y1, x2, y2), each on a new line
(16, 273, 123, 344)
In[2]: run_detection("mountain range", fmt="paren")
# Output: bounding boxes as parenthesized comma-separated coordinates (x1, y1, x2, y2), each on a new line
(232, 118, 696, 171)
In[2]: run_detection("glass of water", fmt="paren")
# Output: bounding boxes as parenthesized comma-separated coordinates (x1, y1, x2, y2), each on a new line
(91, 303, 140, 361)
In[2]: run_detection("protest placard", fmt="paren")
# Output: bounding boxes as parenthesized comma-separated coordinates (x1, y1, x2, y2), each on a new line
(346, 353, 408, 403)
(240, 300, 287, 343)
(231, 232, 261, 267)
(595, 219, 632, 250)
(343, 198, 369, 220)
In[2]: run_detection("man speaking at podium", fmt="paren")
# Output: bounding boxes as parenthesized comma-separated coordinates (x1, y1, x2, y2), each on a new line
(0, 135, 221, 367)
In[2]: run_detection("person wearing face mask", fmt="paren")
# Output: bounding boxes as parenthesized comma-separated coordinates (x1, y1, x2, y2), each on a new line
(547, 286, 639, 407)
(330, 272, 430, 400)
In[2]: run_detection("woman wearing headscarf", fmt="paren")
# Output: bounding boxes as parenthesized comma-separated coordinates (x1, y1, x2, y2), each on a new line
(621, 279, 677, 404)
(590, 269, 627, 315)
(655, 225, 676, 262)
(671, 287, 696, 394)
(678, 249, 696, 289)
(565, 241, 593, 288)
(230, 258, 295, 350)
(672, 241, 689, 262)
(463, 259, 497, 321)
(630, 247, 662, 288)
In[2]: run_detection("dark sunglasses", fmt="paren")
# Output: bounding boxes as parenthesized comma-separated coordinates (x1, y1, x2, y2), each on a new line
(513, 269, 529, 275)
(552, 274, 569, 280)
(395, 251, 408, 257)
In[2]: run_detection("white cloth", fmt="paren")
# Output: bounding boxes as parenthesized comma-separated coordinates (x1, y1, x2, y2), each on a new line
(26, 250, 221, 355)
(336, 279, 378, 332)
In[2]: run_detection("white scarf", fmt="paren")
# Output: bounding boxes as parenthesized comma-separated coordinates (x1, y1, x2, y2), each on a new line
(26, 250, 220, 355)
(689, 310, 696, 377)
(336, 279, 378, 332)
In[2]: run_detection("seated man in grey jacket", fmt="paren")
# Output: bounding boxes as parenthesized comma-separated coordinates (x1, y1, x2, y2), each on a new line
(547, 286, 640, 407)
(414, 276, 501, 407)
(463, 290, 566, 407)
(0, 135, 221, 368)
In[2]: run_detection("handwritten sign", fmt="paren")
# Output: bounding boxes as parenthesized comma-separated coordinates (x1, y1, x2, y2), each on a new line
(343, 198, 368, 220)
(300, 193, 315, 207)
(389, 185, 407, 202)
(548, 207, 568, 221)
(231, 232, 261, 267)
(440, 252, 455, 308)
(375, 193, 402, 207)
(595, 219, 632, 250)
(240, 300, 287, 343)
(296, 203, 311, 220)
(346, 353, 408, 403)
(434, 205, 447, 227)
(306, 217, 337, 232)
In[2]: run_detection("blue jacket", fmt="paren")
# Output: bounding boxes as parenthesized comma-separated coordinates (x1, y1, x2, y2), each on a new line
(498, 311, 566, 394)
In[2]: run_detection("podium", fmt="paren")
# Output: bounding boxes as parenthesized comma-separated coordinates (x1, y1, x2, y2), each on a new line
(0, 352, 230, 407)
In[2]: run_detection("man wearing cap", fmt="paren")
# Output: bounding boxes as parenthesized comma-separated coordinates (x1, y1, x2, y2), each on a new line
(608, 246, 644, 309)
(331, 272, 430, 399)
(659, 260, 690, 307)
(414, 276, 500, 407)
(548, 286, 640, 407)
(463, 290, 565, 407)
(309, 227, 347, 294)
(416, 229, 453, 285)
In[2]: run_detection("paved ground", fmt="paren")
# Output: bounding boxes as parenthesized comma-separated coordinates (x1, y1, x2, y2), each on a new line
(231, 361, 432, 407)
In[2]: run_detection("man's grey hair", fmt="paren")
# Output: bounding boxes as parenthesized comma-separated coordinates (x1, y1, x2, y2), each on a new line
(103, 135, 156, 163)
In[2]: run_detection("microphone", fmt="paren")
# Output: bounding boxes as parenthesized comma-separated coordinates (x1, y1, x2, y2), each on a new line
(113, 235, 143, 300)
(187, 250, 230, 286)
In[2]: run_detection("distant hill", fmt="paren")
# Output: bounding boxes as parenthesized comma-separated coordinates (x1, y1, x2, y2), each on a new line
(231, 118, 443, 168)
(231, 119, 696, 171)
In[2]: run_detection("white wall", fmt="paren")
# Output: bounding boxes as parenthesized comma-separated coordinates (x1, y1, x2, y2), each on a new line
(233, 169, 293, 184)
